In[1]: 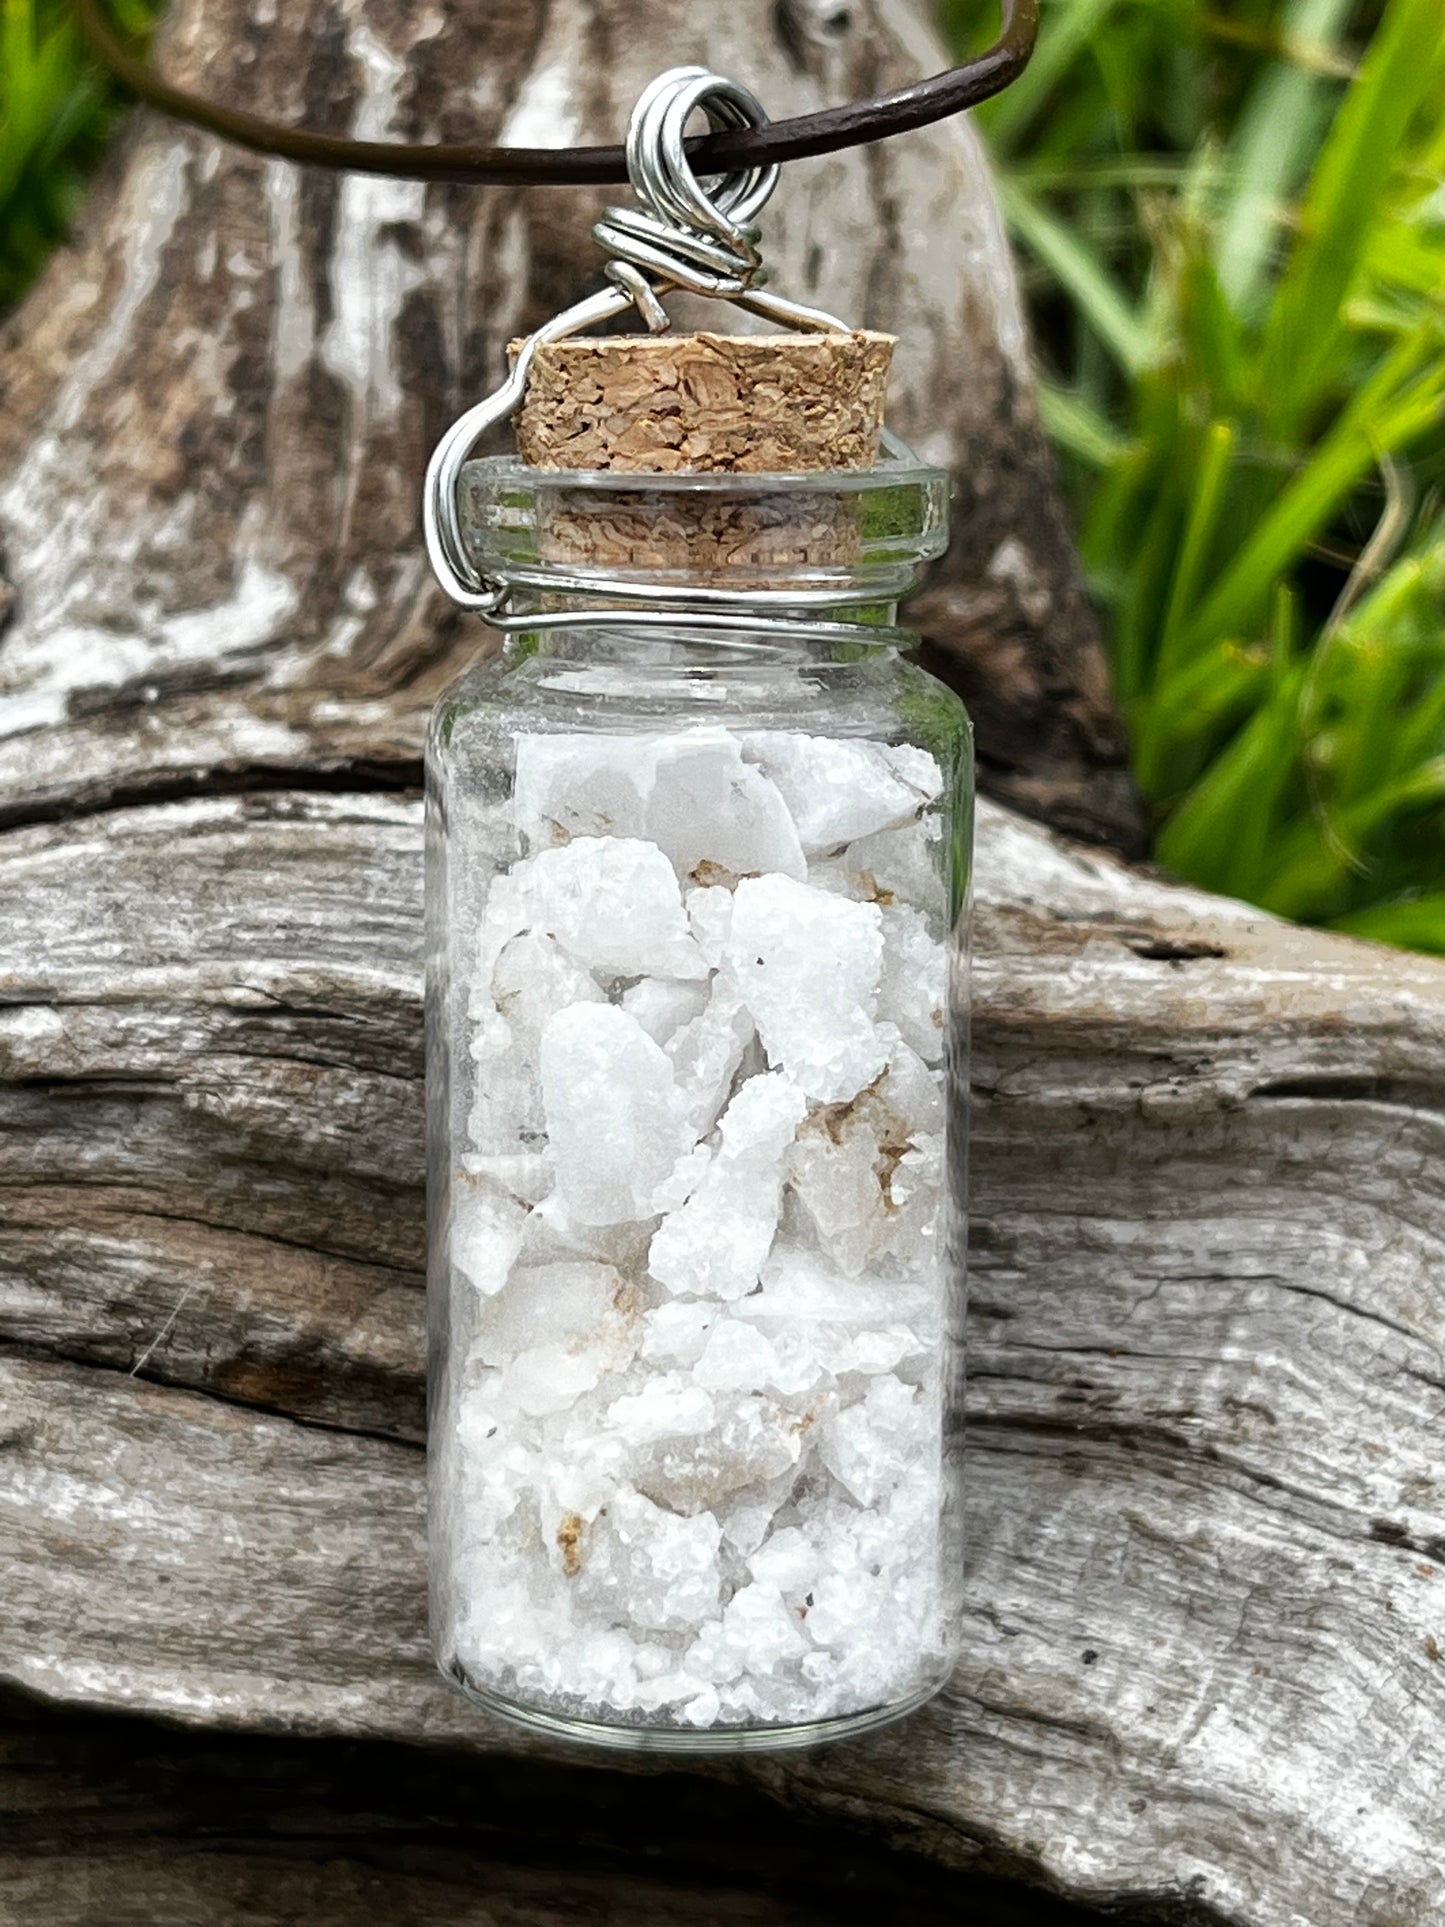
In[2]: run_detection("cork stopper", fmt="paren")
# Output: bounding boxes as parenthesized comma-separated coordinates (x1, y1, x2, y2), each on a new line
(511, 331, 895, 575)
(516, 331, 895, 474)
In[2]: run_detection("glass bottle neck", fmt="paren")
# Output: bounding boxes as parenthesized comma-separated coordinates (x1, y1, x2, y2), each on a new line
(502, 603, 907, 669)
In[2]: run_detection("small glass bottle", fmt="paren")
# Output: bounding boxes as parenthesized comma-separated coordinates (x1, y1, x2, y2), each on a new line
(426, 450, 972, 1750)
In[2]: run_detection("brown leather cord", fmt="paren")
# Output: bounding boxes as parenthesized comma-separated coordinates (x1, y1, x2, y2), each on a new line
(73, 0, 1038, 186)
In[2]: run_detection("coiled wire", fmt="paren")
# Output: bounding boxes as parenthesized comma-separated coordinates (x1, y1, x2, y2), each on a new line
(425, 67, 859, 617)
(595, 67, 848, 336)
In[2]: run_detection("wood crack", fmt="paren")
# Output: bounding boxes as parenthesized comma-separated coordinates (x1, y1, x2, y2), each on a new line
(1250, 1074, 1445, 1118)
(0, 758, 424, 837)
(0, 1333, 424, 1451)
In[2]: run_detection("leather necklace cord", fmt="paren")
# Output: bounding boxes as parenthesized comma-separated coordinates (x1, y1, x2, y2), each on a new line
(72, 0, 1038, 186)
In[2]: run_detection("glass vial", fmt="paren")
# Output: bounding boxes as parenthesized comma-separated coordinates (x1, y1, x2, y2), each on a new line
(426, 455, 972, 1750)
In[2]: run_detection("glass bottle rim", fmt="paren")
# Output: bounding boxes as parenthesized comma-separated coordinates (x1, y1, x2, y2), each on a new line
(459, 444, 949, 495)
(456, 442, 951, 616)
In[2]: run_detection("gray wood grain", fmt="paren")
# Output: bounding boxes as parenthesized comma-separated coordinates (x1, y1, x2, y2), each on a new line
(3, 792, 1443, 1923)
(0, 1691, 1107, 1926)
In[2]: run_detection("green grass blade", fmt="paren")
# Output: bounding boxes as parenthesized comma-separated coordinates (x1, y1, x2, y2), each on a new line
(1156, 419, 1236, 681)
(1186, 370, 1445, 650)
(1261, 756, 1445, 918)
(1260, 0, 1445, 434)
(998, 176, 1155, 375)
(1155, 661, 1309, 898)
(1035, 381, 1135, 468)
(1214, 0, 1356, 314)
(983, 0, 1130, 154)
(1330, 895, 1445, 951)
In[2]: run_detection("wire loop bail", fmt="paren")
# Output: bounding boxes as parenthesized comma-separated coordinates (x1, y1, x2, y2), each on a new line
(424, 66, 851, 613)
(593, 66, 777, 323)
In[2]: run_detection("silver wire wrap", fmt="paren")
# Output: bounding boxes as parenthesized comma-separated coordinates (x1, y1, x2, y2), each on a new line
(594, 67, 849, 337)
(423, 65, 859, 618)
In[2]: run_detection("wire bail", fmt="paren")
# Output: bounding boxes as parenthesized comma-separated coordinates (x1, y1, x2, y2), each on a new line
(594, 67, 777, 330)
(424, 66, 854, 614)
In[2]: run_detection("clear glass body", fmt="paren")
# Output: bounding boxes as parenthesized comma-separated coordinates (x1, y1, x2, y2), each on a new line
(426, 457, 972, 1752)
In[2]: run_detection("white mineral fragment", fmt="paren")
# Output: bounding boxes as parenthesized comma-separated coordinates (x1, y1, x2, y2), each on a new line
(724, 875, 886, 1103)
(787, 1123, 886, 1277)
(620, 976, 710, 1045)
(785, 1040, 946, 1275)
(878, 904, 949, 1063)
(645, 731, 805, 882)
(451, 1183, 530, 1298)
(747, 1527, 816, 1596)
(882, 1037, 946, 1134)
(454, 1398, 538, 1539)
(470, 1260, 639, 1420)
(693, 1314, 825, 1403)
(574, 1487, 723, 1632)
(631, 1389, 809, 1515)
(607, 1373, 716, 1446)
(483, 837, 707, 983)
(684, 884, 735, 967)
(810, 814, 945, 913)
(540, 1003, 695, 1225)
(665, 977, 754, 1136)
(691, 1318, 782, 1392)
(518, 1191, 656, 1271)
(512, 736, 645, 846)
(880, 1131, 945, 1272)
(459, 1152, 554, 1204)
(649, 1072, 808, 1300)
(737, 1247, 931, 1384)
(703, 1579, 810, 1675)
(639, 1298, 718, 1367)
(466, 1007, 539, 1153)
(471, 1260, 633, 1370)
(514, 729, 806, 882)
(743, 1245, 934, 1335)
(741, 733, 942, 853)
(488, 930, 604, 1034)
(820, 1374, 927, 1507)
(467, 932, 606, 1152)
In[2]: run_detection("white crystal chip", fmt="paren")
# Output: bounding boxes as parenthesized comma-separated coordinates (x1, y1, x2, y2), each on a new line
(451, 1182, 529, 1298)
(649, 1072, 808, 1300)
(540, 1003, 694, 1226)
(470, 1260, 639, 1418)
(480, 837, 707, 984)
(878, 904, 950, 1064)
(514, 728, 806, 883)
(573, 1487, 723, 1633)
(811, 814, 946, 913)
(741, 733, 942, 854)
(724, 875, 886, 1103)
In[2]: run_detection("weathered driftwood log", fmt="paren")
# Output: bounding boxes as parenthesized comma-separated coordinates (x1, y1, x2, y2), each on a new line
(5, 790, 1445, 1925)
(2, 2, 1443, 1925)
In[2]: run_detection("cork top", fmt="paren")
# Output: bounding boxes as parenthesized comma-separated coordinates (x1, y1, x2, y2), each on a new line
(514, 331, 895, 475)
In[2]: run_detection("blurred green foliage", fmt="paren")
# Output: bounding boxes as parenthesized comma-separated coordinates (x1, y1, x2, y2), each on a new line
(0, 0, 152, 311)
(952, 0, 1445, 947)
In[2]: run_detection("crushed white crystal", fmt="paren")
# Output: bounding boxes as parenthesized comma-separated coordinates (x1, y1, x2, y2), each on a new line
(440, 724, 957, 1731)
